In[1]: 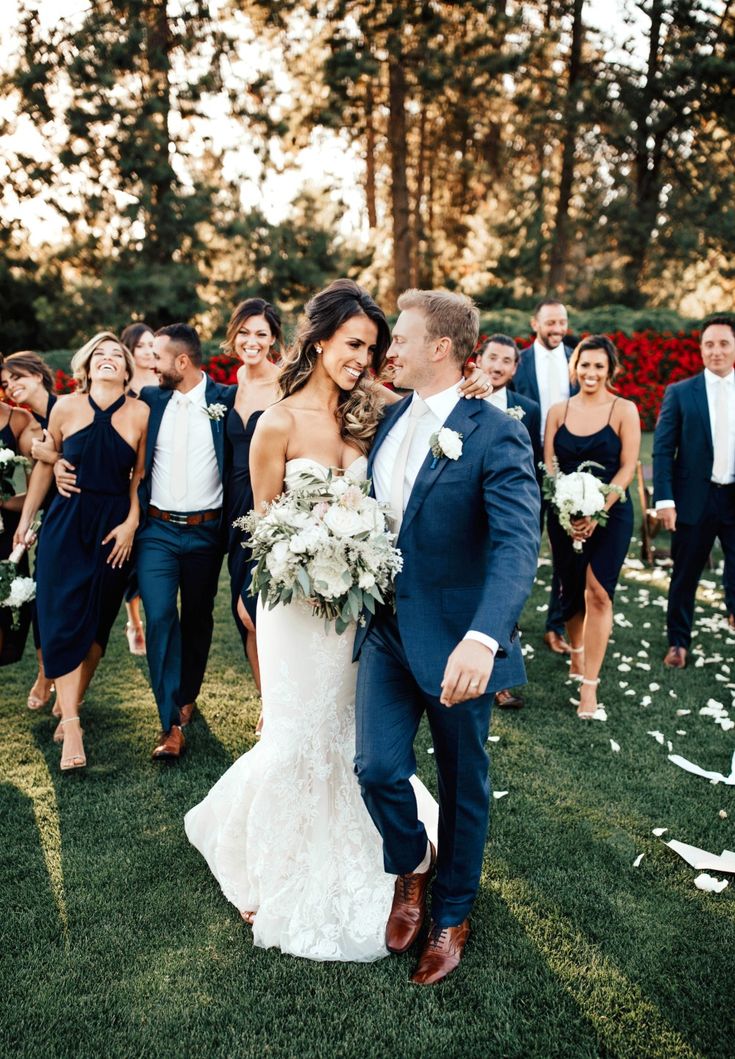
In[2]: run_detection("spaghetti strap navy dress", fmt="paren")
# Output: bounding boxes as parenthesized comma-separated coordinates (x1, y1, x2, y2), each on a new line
(547, 400, 633, 620)
(30, 393, 57, 653)
(226, 408, 264, 645)
(35, 394, 136, 678)
(0, 413, 32, 665)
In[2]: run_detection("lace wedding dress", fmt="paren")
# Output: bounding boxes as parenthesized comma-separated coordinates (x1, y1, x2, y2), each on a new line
(185, 457, 437, 962)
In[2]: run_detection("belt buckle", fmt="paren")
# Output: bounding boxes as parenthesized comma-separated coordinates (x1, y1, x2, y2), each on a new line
(167, 511, 190, 526)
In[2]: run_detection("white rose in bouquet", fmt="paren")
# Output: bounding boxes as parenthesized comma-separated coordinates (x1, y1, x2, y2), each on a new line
(266, 539, 294, 582)
(5, 576, 36, 608)
(308, 547, 350, 599)
(324, 504, 370, 538)
(541, 459, 625, 553)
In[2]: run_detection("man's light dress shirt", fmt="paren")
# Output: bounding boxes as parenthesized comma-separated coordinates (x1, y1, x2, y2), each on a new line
(372, 382, 498, 658)
(656, 368, 735, 510)
(486, 387, 508, 412)
(534, 338, 570, 442)
(150, 372, 223, 512)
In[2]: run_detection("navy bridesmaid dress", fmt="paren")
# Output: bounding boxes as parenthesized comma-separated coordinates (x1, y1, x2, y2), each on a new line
(30, 393, 57, 654)
(547, 400, 633, 620)
(225, 408, 264, 645)
(36, 395, 136, 678)
(0, 414, 32, 665)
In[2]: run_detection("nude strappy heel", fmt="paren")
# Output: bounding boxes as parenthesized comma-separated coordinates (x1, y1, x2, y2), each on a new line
(59, 716, 86, 771)
(569, 645, 584, 680)
(577, 677, 600, 720)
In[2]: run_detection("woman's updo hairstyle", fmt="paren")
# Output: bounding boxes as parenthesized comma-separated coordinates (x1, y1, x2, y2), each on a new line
(569, 334, 620, 389)
(278, 279, 391, 454)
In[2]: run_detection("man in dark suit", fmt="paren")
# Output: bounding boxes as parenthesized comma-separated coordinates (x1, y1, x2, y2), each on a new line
(653, 314, 735, 668)
(354, 290, 539, 985)
(136, 324, 235, 758)
(513, 299, 576, 655)
(477, 333, 541, 709)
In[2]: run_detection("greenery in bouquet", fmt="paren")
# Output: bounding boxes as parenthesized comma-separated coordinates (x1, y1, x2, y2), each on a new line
(0, 447, 31, 533)
(236, 470, 403, 635)
(0, 554, 36, 629)
(540, 459, 625, 553)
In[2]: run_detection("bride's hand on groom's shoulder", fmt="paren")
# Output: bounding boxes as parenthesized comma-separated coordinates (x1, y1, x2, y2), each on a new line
(440, 641, 494, 707)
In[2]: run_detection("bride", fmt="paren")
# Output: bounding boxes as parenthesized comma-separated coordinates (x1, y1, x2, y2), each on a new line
(185, 280, 437, 962)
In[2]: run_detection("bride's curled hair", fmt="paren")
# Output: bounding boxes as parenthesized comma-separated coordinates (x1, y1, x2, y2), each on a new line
(279, 279, 391, 454)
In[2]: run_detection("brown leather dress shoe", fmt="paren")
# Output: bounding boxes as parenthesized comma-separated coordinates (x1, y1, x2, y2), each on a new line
(179, 703, 195, 727)
(151, 725, 186, 760)
(494, 689, 524, 709)
(663, 645, 687, 669)
(543, 630, 572, 655)
(411, 919, 470, 986)
(386, 842, 436, 953)
(728, 613, 735, 632)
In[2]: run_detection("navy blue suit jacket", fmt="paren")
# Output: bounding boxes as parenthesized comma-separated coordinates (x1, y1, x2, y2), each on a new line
(137, 376, 236, 529)
(354, 395, 541, 696)
(506, 389, 542, 473)
(513, 342, 578, 409)
(653, 373, 716, 525)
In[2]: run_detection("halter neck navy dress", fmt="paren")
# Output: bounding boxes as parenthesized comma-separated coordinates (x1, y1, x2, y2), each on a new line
(0, 412, 32, 665)
(226, 408, 264, 643)
(547, 401, 633, 621)
(30, 393, 57, 652)
(36, 394, 136, 678)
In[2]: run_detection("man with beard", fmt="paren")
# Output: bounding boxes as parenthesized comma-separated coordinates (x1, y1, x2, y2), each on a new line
(136, 324, 234, 759)
(514, 299, 577, 655)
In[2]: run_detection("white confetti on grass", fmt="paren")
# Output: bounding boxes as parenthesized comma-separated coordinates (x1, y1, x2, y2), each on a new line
(633, 853, 644, 867)
(694, 873, 729, 893)
(648, 730, 665, 745)
(493, 790, 508, 800)
(652, 827, 668, 837)
(610, 739, 620, 753)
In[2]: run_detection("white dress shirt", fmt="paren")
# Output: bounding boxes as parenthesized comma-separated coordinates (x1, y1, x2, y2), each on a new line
(373, 382, 498, 657)
(150, 373, 223, 512)
(486, 386, 508, 412)
(534, 338, 570, 441)
(656, 368, 735, 509)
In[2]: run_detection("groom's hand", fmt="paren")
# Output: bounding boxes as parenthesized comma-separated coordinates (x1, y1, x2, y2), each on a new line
(440, 641, 494, 706)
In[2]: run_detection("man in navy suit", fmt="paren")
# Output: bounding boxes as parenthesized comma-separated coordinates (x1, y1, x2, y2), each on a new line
(477, 333, 541, 709)
(354, 291, 540, 985)
(513, 298, 576, 655)
(136, 324, 235, 758)
(653, 315, 735, 668)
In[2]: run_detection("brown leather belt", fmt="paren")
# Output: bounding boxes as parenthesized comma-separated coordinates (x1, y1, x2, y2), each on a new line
(148, 505, 221, 526)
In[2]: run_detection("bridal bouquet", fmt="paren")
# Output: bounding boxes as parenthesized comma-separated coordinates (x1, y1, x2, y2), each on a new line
(0, 543, 36, 628)
(541, 460, 624, 553)
(237, 470, 403, 634)
(0, 448, 30, 533)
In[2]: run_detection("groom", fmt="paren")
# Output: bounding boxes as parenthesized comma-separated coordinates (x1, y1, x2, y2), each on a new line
(354, 290, 540, 985)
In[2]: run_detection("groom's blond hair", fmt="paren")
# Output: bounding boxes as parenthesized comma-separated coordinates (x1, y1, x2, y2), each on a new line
(397, 289, 480, 366)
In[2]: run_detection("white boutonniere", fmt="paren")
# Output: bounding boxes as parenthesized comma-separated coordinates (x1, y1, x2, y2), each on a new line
(204, 402, 228, 421)
(506, 405, 525, 421)
(429, 427, 463, 468)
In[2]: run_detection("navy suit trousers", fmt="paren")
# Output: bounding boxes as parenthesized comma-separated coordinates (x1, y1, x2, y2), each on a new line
(136, 518, 223, 731)
(667, 483, 735, 647)
(354, 609, 493, 928)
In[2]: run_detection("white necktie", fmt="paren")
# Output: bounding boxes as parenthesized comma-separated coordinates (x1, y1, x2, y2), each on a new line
(545, 351, 561, 408)
(170, 394, 189, 504)
(389, 396, 430, 531)
(712, 379, 730, 482)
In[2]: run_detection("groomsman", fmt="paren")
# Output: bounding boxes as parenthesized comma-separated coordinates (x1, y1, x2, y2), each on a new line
(653, 315, 735, 667)
(478, 333, 540, 710)
(136, 324, 235, 758)
(513, 299, 577, 655)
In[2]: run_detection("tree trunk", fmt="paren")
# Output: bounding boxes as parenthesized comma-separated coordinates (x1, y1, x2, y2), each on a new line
(387, 39, 412, 301)
(548, 0, 585, 293)
(144, 0, 176, 267)
(412, 97, 427, 287)
(364, 77, 378, 229)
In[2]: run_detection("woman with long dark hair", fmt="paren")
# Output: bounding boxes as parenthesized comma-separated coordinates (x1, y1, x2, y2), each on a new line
(544, 335, 640, 719)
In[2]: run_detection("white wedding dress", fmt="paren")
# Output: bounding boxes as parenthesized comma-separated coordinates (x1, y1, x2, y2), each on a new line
(185, 457, 437, 962)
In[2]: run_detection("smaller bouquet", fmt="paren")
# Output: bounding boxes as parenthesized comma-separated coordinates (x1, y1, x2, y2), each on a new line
(236, 470, 403, 634)
(0, 448, 31, 533)
(541, 460, 625, 553)
(0, 543, 36, 629)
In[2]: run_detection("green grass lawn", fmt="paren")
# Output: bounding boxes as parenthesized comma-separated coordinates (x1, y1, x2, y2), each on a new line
(2, 530, 734, 1058)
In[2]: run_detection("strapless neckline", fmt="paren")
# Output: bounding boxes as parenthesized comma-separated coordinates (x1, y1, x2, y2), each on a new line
(285, 456, 368, 476)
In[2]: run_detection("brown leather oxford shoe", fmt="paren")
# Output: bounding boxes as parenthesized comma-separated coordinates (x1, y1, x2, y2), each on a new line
(179, 703, 195, 727)
(385, 842, 436, 954)
(411, 919, 470, 986)
(543, 630, 572, 655)
(494, 689, 524, 710)
(151, 725, 186, 760)
(728, 613, 735, 632)
(663, 645, 687, 669)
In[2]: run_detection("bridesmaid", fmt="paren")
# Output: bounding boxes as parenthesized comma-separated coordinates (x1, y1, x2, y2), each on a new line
(15, 332, 149, 771)
(0, 382, 40, 666)
(223, 298, 283, 694)
(0, 352, 58, 706)
(544, 336, 640, 719)
(119, 322, 159, 656)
